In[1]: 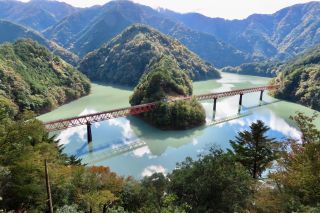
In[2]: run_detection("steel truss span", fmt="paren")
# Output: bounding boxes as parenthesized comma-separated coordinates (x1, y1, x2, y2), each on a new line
(44, 85, 279, 132)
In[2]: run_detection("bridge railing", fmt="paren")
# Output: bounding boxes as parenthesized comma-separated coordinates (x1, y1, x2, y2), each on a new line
(195, 85, 279, 101)
(44, 85, 280, 132)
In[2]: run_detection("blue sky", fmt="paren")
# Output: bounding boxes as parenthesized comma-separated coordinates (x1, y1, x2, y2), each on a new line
(22, 0, 318, 19)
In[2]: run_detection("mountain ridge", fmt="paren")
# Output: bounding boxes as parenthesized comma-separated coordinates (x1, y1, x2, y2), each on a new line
(0, 20, 80, 65)
(0, 0, 79, 31)
(160, 1, 320, 60)
(79, 24, 220, 86)
(44, 0, 249, 67)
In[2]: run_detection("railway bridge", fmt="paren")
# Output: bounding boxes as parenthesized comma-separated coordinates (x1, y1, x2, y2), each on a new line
(44, 85, 279, 143)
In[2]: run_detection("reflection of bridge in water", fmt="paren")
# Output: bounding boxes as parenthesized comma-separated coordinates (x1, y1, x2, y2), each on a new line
(80, 100, 281, 161)
(45, 85, 280, 143)
(82, 140, 147, 164)
(208, 112, 252, 126)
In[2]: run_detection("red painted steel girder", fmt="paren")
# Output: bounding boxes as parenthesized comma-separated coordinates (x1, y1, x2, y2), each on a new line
(45, 102, 157, 132)
(44, 85, 279, 132)
(195, 85, 279, 101)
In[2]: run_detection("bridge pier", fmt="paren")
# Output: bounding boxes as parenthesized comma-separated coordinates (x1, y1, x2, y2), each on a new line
(213, 98, 217, 120)
(259, 90, 264, 105)
(259, 90, 264, 101)
(87, 122, 92, 144)
(238, 94, 243, 113)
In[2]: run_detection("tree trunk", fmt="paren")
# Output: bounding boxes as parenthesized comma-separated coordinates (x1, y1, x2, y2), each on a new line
(253, 161, 257, 179)
(102, 204, 107, 213)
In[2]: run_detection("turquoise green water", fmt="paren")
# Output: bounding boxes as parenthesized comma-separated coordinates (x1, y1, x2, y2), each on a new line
(38, 72, 319, 178)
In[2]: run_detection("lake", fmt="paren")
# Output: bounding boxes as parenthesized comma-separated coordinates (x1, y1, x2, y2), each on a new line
(38, 72, 320, 178)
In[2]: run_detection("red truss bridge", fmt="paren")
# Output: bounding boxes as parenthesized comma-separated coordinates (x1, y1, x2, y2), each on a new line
(44, 85, 280, 132)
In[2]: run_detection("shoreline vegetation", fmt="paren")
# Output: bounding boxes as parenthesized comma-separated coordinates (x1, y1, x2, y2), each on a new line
(129, 56, 206, 130)
(0, 1, 319, 211)
(1, 107, 319, 212)
(0, 39, 91, 116)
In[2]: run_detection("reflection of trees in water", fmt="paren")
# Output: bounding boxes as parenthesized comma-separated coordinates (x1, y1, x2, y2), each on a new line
(64, 99, 286, 164)
(128, 116, 204, 156)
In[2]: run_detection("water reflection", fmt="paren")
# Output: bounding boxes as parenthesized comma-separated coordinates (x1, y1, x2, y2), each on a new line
(40, 72, 318, 179)
(142, 165, 166, 177)
(55, 98, 303, 179)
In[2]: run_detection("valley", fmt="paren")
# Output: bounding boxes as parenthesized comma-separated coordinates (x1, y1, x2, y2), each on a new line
(0, 0, 319, 212)
(38, 72, 319, 178)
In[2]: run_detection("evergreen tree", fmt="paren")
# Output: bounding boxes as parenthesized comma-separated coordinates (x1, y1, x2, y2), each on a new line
(229, 120, 279, 179)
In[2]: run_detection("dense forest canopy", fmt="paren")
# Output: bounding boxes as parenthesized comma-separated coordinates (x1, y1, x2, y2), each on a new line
(0, 39, 90, 114)
(130, 56, 206, 130)
(222, 61, 282, 77)
(271, 46, 320, 111)
(79, 24, 220, 87)
(1, 109, 319, 212)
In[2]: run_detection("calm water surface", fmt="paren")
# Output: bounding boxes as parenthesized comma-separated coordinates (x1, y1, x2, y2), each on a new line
(38, 72, 320, 178)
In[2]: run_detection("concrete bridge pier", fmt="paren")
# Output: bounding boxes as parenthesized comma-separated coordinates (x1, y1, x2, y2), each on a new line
(213, 98, 217, 120)
(259, 90, 264, 105)
(238, 94, 243, 114)
(86, 122, 92, 144)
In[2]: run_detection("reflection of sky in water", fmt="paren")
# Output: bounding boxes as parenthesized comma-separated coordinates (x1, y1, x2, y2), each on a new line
(57, 91, 303, 179)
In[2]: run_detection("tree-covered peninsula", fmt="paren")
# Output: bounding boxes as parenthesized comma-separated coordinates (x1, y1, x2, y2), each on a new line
(79, 24, 220, 87)
(0, 39, 90, 115)
(129, 56, 206, 130)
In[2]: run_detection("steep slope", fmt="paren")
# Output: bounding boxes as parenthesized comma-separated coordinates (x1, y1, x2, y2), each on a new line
(161, 1, 320, 60)
(0, 39, 90, 114)
(0, 0, 79, 31)
(222, 61, 282, 77)
(44, 0, 248, 67)
(271, 46, 320, 111)
(79, 24, 220, 87)
(0, 20, 79, 65)
(130, 56, 206, 130)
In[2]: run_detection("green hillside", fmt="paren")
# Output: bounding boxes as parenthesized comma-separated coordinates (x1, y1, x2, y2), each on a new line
(79, 24, 220, 87)
(222, 61, 282, 77)
(271, 46, 320, 111)
(130, 56, 206, 130)
(0, 20, 80, 65)
(0, 39, 90, 114)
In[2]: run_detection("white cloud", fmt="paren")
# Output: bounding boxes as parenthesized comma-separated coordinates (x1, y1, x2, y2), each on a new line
(142, 165, 166, 177)
(132, 145, 151, 157)
(56, 108, 97, 145)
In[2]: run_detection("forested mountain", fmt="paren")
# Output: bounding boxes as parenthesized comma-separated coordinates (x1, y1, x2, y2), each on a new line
(271, 46, 320, 111)
(0, 39, 90, 114)
(222, 61, 282, 77)
(79, 24, 220, 87)
(0, 0, 79, 31)
(44, 0, 248, 67)
(161, 1, 320, 60)
(0, 20, 79, 65)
